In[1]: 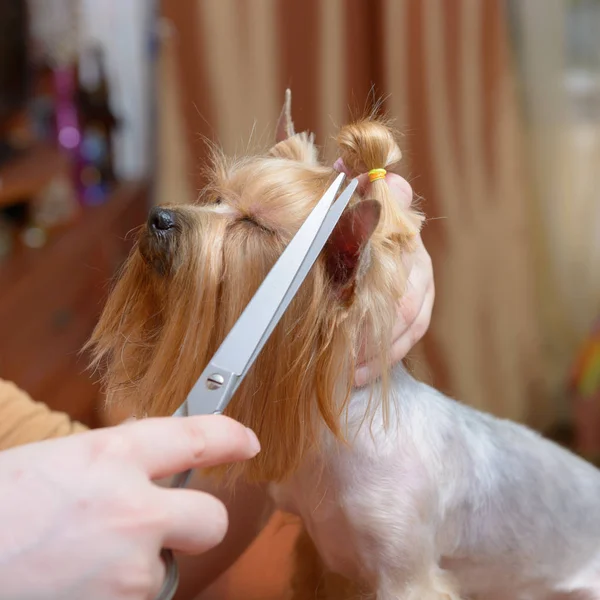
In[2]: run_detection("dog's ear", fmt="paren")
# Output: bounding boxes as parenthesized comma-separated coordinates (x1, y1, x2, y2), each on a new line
(276, 88, 295, 142)
(324, 199, 381, 301)
(270, 89, 319, 164)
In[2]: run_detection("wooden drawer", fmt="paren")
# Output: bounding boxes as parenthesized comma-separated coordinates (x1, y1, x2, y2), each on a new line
(0, 244, 103, 382)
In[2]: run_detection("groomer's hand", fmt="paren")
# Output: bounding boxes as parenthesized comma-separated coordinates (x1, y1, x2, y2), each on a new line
(355, 173, 435, 386)
(0, 414, 260, 600)
(334, 160, 435, 386)
(355, 173, 434, 386)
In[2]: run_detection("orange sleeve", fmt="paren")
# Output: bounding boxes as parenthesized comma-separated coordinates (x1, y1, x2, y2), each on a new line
(0, 378, 89, 452)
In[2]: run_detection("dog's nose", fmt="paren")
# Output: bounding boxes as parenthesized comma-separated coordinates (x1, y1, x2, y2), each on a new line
(149, 207, 176, 232)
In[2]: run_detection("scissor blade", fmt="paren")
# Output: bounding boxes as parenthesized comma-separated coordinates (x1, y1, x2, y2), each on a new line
(211, 173, 347, 375)
(227, 177, 358, 396)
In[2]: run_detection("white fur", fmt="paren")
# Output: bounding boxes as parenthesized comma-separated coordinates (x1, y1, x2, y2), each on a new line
(270, 364, 600, 599)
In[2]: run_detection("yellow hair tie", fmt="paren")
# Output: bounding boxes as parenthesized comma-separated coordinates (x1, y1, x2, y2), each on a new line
(368, 168, 387, 183)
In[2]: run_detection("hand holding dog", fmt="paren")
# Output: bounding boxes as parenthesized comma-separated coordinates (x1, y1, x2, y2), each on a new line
(0, 414, 260, 600)
(333, 161, 435, 386)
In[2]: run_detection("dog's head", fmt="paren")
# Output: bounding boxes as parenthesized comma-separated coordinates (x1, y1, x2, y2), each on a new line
(87, 91, 424, 483)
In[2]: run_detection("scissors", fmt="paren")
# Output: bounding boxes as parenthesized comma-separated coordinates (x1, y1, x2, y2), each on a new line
(154, 172, 358, 600)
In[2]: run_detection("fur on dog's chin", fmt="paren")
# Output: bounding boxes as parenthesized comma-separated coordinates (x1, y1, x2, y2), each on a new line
(138, 229, 174, 276)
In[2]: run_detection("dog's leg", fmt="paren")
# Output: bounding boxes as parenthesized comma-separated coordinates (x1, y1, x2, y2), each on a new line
(287, 522, 460, 600)
(336, 459, 463, 600)
(552, 556, 600, 600)
(551, 579, 600, 600)
(288, 527, 326, 600)
(289, 527, 371, 600)
(376, 565, 461, 600)
(549, 592, 597, 600)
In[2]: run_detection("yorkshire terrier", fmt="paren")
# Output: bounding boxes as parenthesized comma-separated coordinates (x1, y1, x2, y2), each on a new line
(88, 91, 600, 599)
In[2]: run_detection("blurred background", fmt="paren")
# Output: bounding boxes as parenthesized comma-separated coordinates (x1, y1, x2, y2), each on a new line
(0, 1, 599, 598)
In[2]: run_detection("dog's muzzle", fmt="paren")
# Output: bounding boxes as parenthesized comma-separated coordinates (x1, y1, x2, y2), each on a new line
(139, 207, 179, 275)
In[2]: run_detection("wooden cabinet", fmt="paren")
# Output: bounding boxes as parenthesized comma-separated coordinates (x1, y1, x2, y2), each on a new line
(0, 181, 149, 428)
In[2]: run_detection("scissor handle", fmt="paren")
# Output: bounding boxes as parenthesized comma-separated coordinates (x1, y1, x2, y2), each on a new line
(154, 548, 179, 600)
(152, 466, 194, 599)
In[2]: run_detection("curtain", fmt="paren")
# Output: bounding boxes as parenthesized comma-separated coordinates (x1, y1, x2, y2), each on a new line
(510, 0, 600, 427)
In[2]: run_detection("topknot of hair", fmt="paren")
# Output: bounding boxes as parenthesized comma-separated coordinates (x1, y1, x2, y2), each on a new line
(336, 119, 402, 176)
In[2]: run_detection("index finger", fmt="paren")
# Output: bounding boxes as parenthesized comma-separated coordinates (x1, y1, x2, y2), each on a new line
(109, 414, 261, 480)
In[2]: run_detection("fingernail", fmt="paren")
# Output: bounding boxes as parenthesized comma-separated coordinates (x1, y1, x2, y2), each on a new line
(245, 428, 261, 455)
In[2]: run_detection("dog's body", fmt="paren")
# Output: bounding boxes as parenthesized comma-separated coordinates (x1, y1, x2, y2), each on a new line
(89, 91, 600, 599)
(273, 364, 600, 599)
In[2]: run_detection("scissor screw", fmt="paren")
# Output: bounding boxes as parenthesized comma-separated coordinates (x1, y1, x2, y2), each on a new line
(206, 374, 225, 390)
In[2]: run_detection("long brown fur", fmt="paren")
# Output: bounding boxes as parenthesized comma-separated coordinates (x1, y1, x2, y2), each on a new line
(86, 90, 424, 486)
